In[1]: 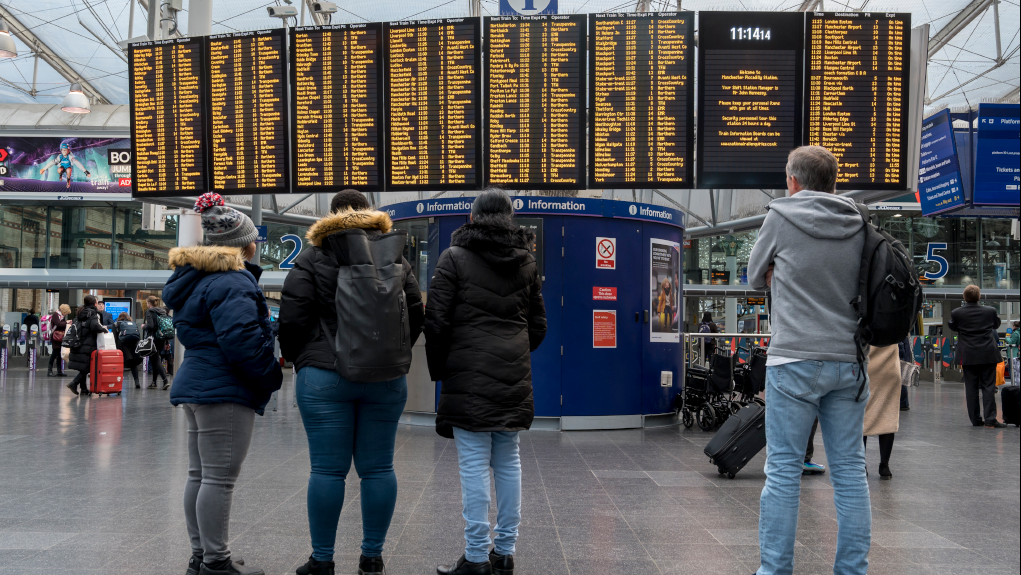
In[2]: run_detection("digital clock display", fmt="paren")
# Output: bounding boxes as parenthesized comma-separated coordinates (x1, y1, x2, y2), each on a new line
(730, 27, 771, 41)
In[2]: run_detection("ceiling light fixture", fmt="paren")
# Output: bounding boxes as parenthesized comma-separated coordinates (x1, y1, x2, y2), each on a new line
(0, 19, 17, 58)
(61, 83, 91, 114)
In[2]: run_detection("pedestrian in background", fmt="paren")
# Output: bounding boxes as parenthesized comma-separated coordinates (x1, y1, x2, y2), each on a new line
(863, 345, 902, 479)
(113, 312, 143, 389)
(427, 189, 547, 575)
(748, 146, 871, 575)
(65, 295, 107, 397)
(949, 285, 1005, 428)
(163, 192, 283, 575)
(144, 295, 171, 390)
(96, 300, 115, 330)
(47, 304, 70, 377)
(279, 189, 424, 575)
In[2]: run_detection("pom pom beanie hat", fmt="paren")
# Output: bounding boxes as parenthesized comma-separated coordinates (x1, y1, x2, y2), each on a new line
(194, 193, 259, 248)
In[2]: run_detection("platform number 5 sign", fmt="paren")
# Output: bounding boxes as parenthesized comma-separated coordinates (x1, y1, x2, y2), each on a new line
(596, 237, 616, 269)
(924, 242, 949, 280)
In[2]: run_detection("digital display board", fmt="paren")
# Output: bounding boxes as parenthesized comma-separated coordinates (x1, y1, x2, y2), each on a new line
(207, 29, 289, 193)
(697, 12, 804, 189)
(806, 12, 910, 190)
(973, 103, 1020, 206)
(291, 23, 384, 192)
(485, 15, 587, 189)
(385, 18, 482, 191)
(0, 137, 133, 195)
(589, 12, 694, 189)
(129, 37, 209, 197)
(918, 110, 965, 215)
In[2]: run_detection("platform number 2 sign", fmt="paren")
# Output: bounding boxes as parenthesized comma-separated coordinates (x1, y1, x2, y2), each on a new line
(279, 234, 303, 270)
(924, 242, 949, 280)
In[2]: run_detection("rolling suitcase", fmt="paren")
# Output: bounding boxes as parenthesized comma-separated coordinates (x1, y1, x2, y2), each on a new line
(704, 404, 767, 478)
(1001, 386, 1020, 427)
(91, 349, 124, 396)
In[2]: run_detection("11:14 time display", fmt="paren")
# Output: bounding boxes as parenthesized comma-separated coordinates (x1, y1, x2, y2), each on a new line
(730, 27, 771, 40)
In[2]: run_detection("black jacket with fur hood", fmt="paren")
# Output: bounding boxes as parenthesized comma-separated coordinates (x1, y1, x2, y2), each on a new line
(278, 209, 425, 374)
(426, 218, 547, 438)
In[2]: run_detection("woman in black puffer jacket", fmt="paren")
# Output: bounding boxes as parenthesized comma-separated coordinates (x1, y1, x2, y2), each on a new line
(427, 190, 547, 575)
(65, 295, 108, 396)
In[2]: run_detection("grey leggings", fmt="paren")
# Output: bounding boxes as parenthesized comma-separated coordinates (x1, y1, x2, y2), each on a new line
(183, 402, 256, 563)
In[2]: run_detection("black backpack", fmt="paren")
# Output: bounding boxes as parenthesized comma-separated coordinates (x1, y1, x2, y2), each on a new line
(320, 229, 412, 382)
(117, 320, 140, 344)
(63, 317, 84, 351)
(851, 204, 922, 399)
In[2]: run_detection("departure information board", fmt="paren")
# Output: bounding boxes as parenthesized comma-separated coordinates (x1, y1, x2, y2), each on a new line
(806, 12, 910, 190)
(485, 15, 587, 189)
(589, 13, 694, 189)
(207, 29, 289, 193)
(385, 18, 482, 191)
(129, 37, 208, 197)
(697, 12, 804, 189)
(291, 23, 384, 192)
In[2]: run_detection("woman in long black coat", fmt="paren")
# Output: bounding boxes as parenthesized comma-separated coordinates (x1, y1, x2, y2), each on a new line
(113, 312, 144, 388)
(426, 190, 547, 575)
(65, 295, 107, 396)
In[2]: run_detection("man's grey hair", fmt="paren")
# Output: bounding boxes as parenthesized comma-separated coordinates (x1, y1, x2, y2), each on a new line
(786, 146, 838, 193)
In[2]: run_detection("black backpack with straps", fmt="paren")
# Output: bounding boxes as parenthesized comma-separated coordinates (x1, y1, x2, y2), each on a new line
(851, 203, 922, 399)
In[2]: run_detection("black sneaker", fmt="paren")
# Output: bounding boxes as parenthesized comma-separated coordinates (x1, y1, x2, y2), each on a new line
(296, 556, 335, 575)
(437, 555, 492, 575)
(985, 421, 1007, 429)
(199, 558, 263, 575)
(186, 554, 202, 575)
(148, 382, 158, 389)
(488, 551, 514, 575)
(359, 555, 385, 575)
(65, 382, 79, 396)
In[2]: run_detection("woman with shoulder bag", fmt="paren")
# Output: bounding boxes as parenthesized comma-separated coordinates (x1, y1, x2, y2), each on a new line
(65, 296, 108, 397)
(863, 344, 903, 479)
(114, 312, 144, 389)
(48, 304, 71, 377)
(144, 295, 172, 389)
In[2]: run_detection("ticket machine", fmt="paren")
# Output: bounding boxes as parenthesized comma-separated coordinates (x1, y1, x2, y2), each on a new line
(28, 325, 39, 371)
(0, 324, 9, 370)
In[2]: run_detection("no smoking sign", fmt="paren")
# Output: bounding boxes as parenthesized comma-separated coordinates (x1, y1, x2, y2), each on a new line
(596, 237, 616, 269)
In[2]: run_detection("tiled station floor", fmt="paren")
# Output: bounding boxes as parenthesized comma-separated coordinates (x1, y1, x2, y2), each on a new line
(1, 368, 1018, 575)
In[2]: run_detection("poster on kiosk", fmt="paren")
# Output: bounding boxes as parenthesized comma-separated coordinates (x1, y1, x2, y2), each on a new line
(650, 239, 681, 343)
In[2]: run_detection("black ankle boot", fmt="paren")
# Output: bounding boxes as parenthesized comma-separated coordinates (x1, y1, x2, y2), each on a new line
(437, 555, 492, 575)
(488, 552, 514, 575)
(296, 555, 335, 575)
(47, 369, 55, 377)
(187, 554, 203, 575)
(879, 463, 893, 480)
(359, 555, 385, 575)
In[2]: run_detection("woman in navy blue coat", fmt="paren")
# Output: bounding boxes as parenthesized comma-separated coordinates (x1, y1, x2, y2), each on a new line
(163, 193, 282, 575)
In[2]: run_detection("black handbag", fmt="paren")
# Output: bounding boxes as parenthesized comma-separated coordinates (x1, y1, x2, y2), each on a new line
(136, 335, 157, 357)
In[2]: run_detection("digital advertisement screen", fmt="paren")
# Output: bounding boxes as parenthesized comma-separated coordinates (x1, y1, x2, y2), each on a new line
(805, 12, 910, 190)
(102, 298, 133, 321)
(589, 12, 694, 189)
(0, 137, 133, 195)
(697, 11, 804, 189)
(485, 14, 587, 189)
(973, 103, 1020, 206)
(917, 110, 966, 216)
(385, 18, 482, 191)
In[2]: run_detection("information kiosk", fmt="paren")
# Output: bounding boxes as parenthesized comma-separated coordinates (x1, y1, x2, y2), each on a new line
(387, 197, 684, 430)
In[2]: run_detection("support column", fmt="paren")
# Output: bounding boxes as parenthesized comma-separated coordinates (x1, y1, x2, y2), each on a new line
(174, 209, 204, 376)
(725, 254, 738, 335)
(187, 0, 213, 37)
(251, 195, 262, 266)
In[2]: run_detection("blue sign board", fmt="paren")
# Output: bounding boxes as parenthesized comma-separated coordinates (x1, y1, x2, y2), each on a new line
(384, 197, 684, 229)
(255, 225, 268, 243)
(499, 0, 557, 15)
(973, 103, 1020, 206)
(918, 110, 966, 216)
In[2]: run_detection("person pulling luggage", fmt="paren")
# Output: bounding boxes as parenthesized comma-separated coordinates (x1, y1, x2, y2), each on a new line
(64, 295, 108, 396)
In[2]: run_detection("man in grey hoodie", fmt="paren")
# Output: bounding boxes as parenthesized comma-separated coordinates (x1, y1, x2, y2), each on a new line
(748, 146, 871, 575)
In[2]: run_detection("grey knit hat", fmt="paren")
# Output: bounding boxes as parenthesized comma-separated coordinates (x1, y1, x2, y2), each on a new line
(194, 192, 259, 248)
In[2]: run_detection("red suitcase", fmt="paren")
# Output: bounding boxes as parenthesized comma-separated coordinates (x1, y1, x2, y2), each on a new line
(91, 349, 124, 396)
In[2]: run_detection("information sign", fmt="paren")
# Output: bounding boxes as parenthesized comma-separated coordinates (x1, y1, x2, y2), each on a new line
(129, 37, 209, 197)
(918, 109, 965, 215)
(291, 24, 385, 192)
(485, 15, 587, 189)
(385, 18, 482, 191)
(589, 12, 694, 189)
(697, 12, 804, 189)
(499, 0, 557, 16)
(593, 287, 618, 301)
(805, 12, 910, 190)
(593, 310, 617, 348)
(207, 30, 289, 193)
(973, 103, 1020, 206)
(596, 237, 616, 269)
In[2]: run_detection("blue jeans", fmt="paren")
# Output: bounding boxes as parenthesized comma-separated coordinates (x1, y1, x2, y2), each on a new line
(758, 361, 871, 575)
(453, 428, 522, 563)
(295, 367, 408, 561)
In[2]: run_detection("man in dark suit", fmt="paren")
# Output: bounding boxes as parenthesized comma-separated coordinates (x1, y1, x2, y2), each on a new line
(949, 285, 1005, 428)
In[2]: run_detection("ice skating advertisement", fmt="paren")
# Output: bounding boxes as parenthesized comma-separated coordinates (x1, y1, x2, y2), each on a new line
(0, 137, 132, 195)
(650, 238, 680, 342)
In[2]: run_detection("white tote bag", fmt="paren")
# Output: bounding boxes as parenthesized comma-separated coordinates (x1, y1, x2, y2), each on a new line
(96, 331, 117, 351)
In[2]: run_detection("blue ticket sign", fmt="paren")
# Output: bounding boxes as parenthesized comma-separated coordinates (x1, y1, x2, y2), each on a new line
(499, 0, 558, 15)
(973, 103, 1020, 206)
(918, 109, 966, 216)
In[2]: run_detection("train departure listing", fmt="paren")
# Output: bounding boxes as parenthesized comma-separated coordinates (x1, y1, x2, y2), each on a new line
(697, 12, 804, 189)
(208, 30, 289, 193)
(129, 37, 208, 197)
(385, 19, 482, 191)
(806, 12, 911, 190)
(291, 24, 384, 192)
(590, 13, 694, 188)
(485, 15, 587, 189)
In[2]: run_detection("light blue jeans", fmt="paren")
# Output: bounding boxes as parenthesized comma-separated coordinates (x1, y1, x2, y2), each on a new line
(758, 361, 872, 575)
(452, 428, 522, 563)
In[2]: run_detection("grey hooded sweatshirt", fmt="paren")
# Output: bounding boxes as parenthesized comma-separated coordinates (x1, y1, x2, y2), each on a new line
(747, 191, 866, 363)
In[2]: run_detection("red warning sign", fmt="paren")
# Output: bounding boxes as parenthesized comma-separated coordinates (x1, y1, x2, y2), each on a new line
(593, 310, 616, 348)
(0, 149, 8, 162)
(593, 287, 617, 301)
(596, 237, 616, 269)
